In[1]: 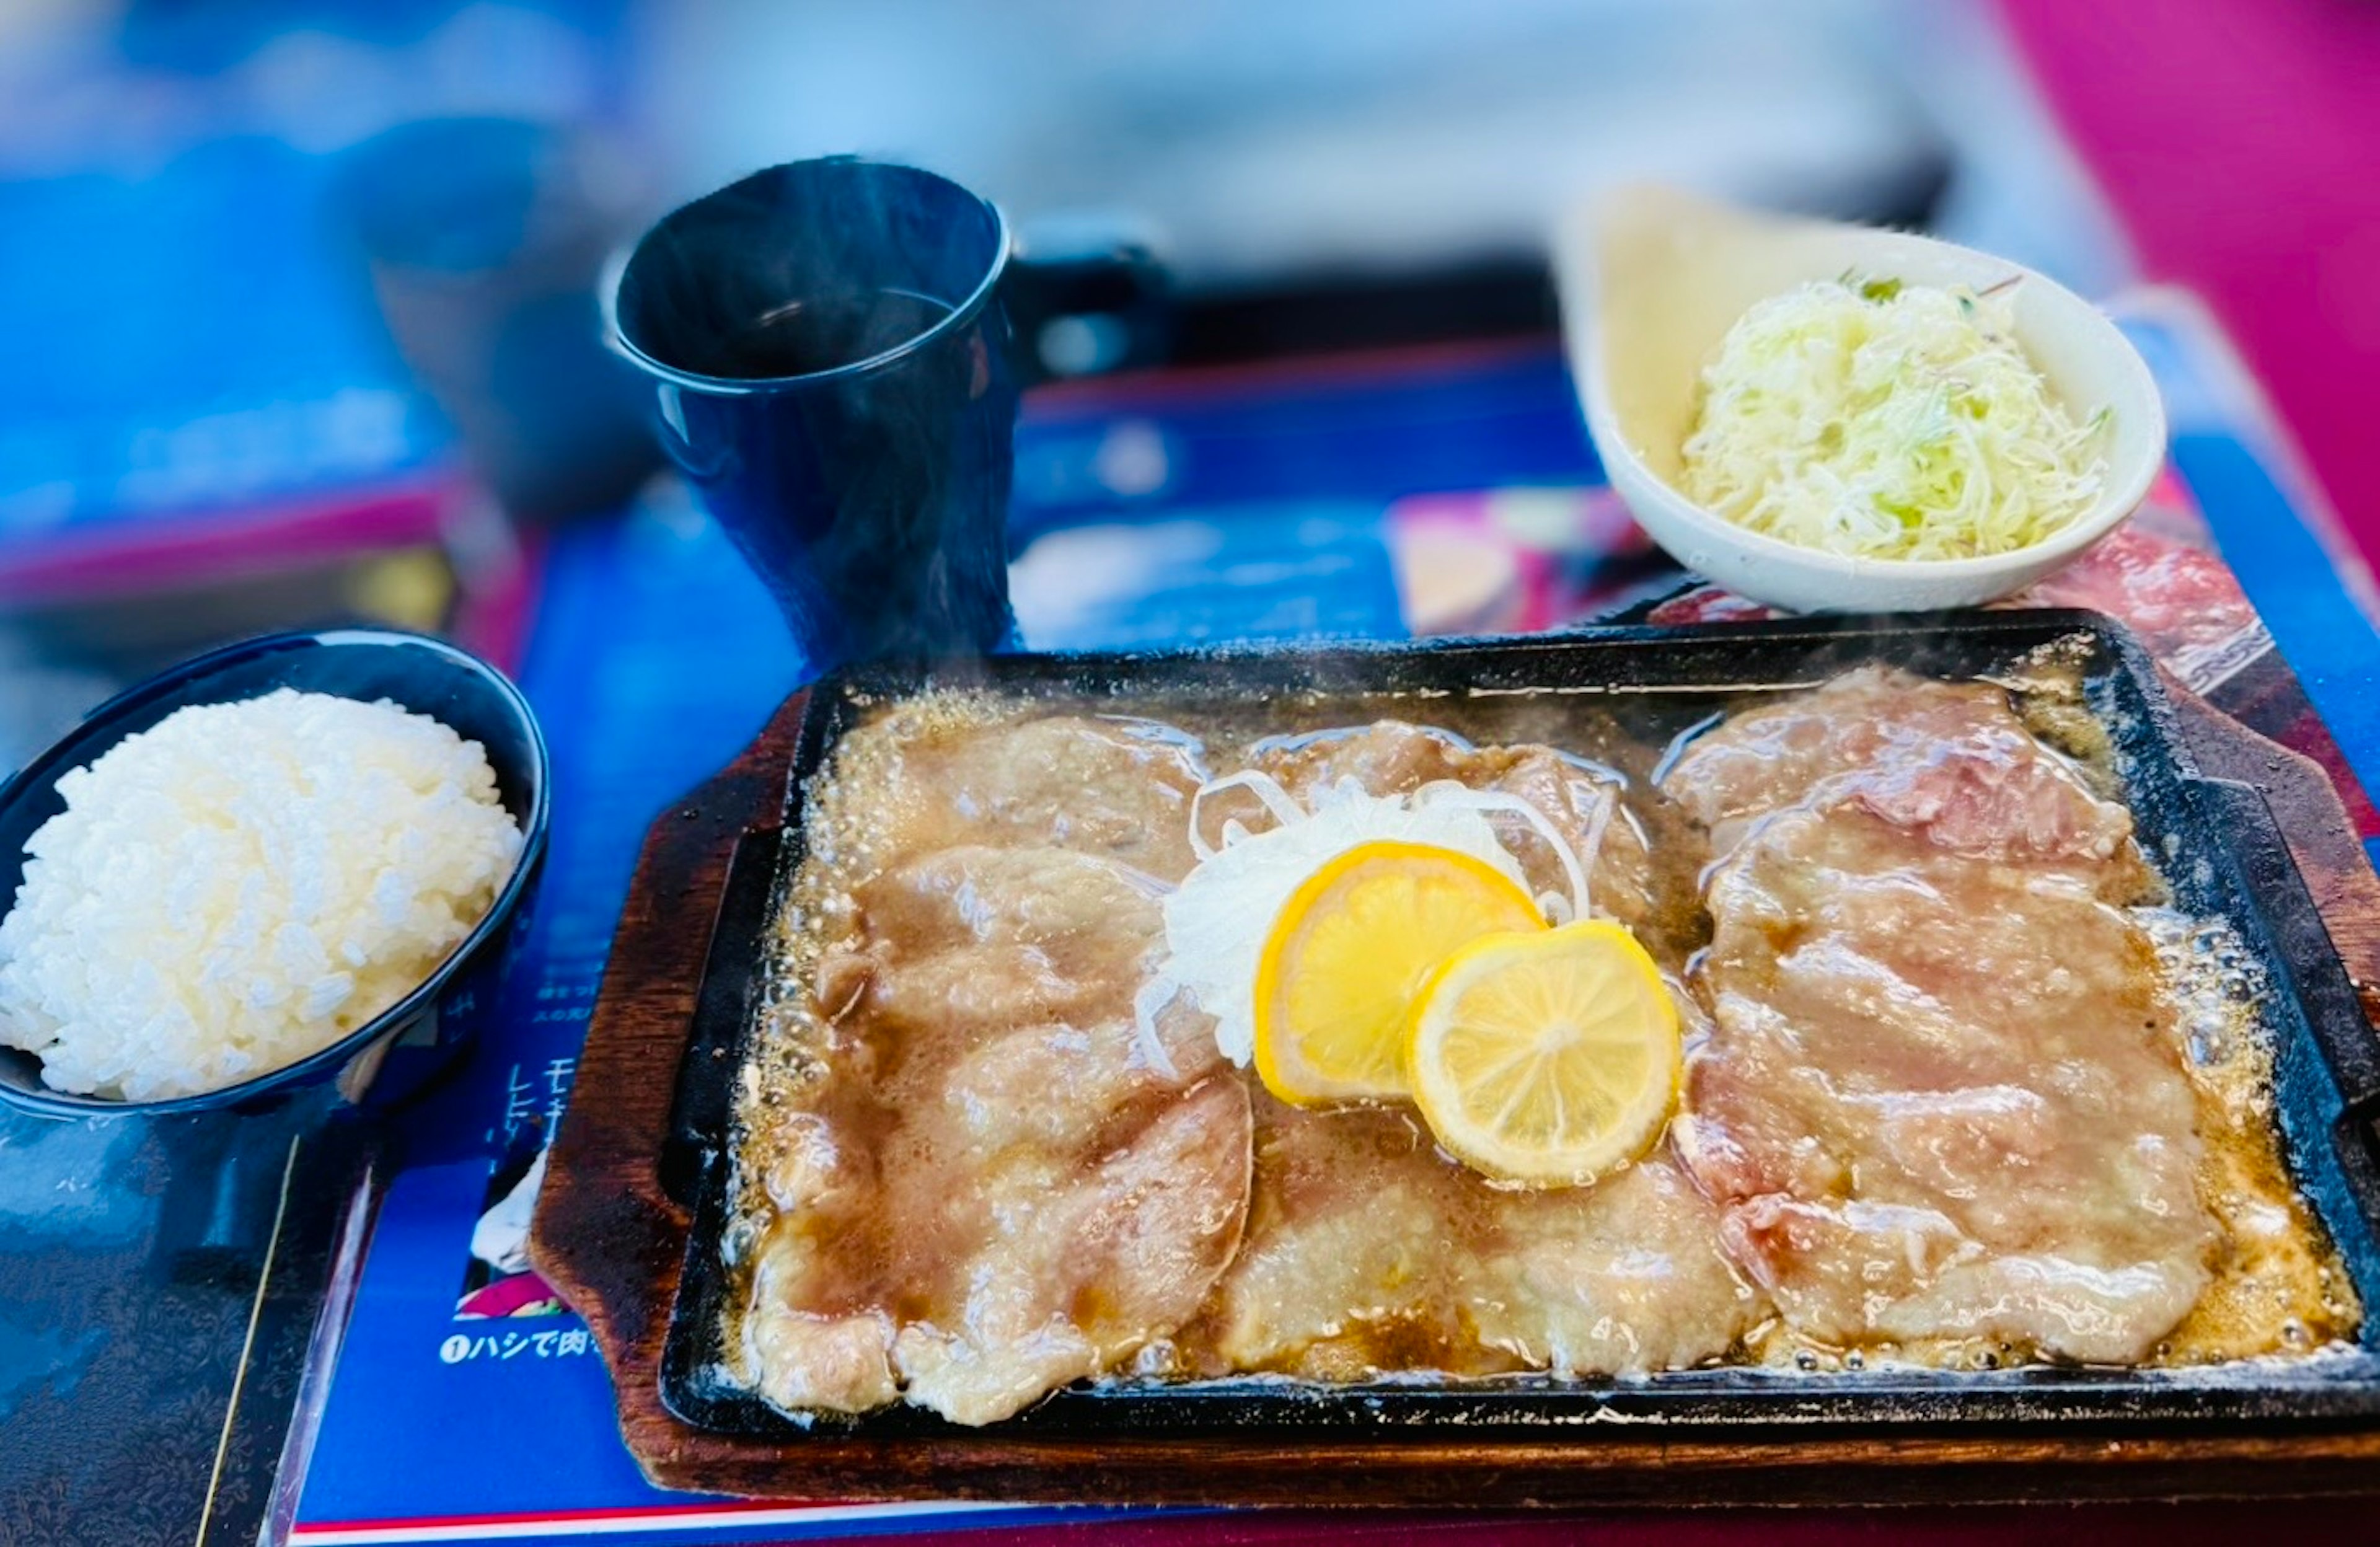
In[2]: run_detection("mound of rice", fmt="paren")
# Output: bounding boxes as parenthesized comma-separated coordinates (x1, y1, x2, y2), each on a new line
(0, 688, 524, 1101)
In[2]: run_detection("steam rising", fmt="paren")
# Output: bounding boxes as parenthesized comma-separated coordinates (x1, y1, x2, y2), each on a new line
(610, 161, 1020, 669)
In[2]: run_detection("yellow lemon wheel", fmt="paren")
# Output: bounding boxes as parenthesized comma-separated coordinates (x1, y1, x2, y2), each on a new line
(1404, 919, 1680, 1187)
(1252, 840, 1543, 1105)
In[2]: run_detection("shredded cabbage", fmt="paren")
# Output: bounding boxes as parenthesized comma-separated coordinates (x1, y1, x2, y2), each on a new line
(1677, 278, 2109, 561)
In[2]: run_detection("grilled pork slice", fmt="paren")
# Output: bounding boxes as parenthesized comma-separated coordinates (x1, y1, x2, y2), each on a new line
(1175, 1092, 1760, 1378)
(1252, 721, 1659, 930)
(745, 843, 1251, 1425)
(814, 845, 1167, 1033)
(846, 711, 1207, 882)
(1657, 665, 2136, 870)
(1166, 722, 1760, 1378)
(1665, 671, 2216, 1362)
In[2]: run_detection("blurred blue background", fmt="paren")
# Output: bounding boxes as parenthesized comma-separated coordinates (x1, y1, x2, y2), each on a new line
(0, 0, 2127, 763)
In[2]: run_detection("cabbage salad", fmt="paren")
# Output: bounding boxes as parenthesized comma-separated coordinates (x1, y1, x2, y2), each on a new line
(1677, 276, 2110, 561)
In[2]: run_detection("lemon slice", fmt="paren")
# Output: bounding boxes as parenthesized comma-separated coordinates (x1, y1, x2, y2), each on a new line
(1404, 920, 1680, 1187)
(1253, 840, 1543, 1105)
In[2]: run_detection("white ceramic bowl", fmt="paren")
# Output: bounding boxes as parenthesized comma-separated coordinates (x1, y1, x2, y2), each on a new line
(1559, 188, 2166, 614)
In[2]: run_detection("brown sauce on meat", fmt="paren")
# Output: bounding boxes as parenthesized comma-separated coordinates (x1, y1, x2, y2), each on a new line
(2148, 910, 2361, 1361)
(730, 648, 2360, 1405)
(2011, 646, 2358, 1364)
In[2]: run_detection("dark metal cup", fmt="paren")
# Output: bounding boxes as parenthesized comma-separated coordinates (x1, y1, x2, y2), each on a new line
(607, 159, 1029, 676)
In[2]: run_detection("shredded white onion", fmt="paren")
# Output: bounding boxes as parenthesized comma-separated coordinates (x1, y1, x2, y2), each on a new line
(1158, 785, 1540, 1067)
(1155, 762, 1624, 1068)
(1188, 769, 1306, 861)
(1574, 790, 1615, 907)
(1409, 783, 1593, 925)
(1129, 977, 1184, 1080)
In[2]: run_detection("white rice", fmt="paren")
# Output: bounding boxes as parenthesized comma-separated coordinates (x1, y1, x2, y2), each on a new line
(0, 687, 524, 1101)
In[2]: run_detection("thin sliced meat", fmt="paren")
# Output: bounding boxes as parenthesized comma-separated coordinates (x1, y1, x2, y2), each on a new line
(1658, 666, 2135, 868)
(1178, 1095, 1758, 1379)
(1463, 1160, 1758, 1375)
(816, 845, 1165, 1034)
(1666, 672, 2216, 1361)
(893, 1077, 1253, 1423)
(1176, 1101, 1456, 1377)
(743, 836, 1252, 1424)
(746, 1074, 1251, 1424)
(1251, 723, 1657, 930)
(1256, 723, 1476, 803)
(1480, 747, 1658, 930)
(857, 712, 1207, 880)
(743, 1118, 902, 1414)
(1176, 728, 1755, 1380)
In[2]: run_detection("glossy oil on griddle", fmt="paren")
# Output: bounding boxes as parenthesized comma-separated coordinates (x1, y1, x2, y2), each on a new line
(703, 627, 2358, 1430)
(652, 614, 2380, 1437)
